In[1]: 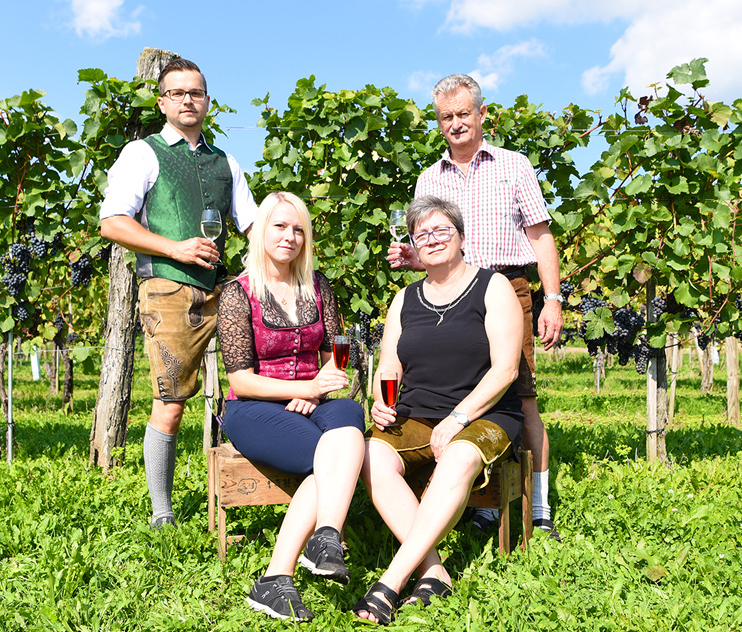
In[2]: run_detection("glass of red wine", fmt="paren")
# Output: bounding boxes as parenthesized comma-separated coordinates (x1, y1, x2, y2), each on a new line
(380, 371, 399, 408)
(333, 335, 350, 370)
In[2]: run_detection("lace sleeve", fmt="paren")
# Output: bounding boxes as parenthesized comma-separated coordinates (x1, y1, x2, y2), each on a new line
(317, 272, 341, 352)
(217, 279, 255, 373)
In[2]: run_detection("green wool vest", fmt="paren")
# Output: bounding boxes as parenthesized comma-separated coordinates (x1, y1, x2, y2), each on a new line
(137, 134, 233, 291)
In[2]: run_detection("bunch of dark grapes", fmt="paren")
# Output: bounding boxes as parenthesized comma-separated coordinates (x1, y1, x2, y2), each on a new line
(53, 312, 66, 332)
(11, 303, 31, 322)
(358, 311, 372, 347)
(66, 332, 79, 344)
(735, 294, 742, 311)
(560, 280, 575, 302)
(357, 308, 380, 348)
(97, 244, 112, 262)
(368, 323, 385, 351)
(696, 332, 711, 351)
(349, 337, 362, 369)
(650, 296, 667, 318)
(556, 327, 577, 348)
(8, 243, 31, 274)
(578, 321, 601, 356)
(680, 308, 698, 320)
(29, 235, 48, 259)
(632, 342, 653, 375)
(578, 294, 608, 315)
(2, 272, 26, 298)
(608, 307, 645, 365)
(70, 254, 93, 286)
(48, 232, 64, 257)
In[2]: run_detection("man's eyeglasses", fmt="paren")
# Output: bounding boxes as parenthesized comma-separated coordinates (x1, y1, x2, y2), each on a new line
(411, 226, 456, 246)
(162, 89, 208, 103)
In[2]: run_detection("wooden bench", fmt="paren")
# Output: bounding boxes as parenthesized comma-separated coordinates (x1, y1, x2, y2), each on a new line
(207, 443, 532, 558)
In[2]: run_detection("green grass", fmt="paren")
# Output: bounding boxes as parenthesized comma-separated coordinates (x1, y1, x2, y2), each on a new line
(1, 347, 742, 631)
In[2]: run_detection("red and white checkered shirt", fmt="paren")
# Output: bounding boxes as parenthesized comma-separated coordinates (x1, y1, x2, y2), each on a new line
(415, 140, 551, 270)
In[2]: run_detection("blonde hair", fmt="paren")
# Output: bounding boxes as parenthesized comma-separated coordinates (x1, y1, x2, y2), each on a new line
(242, 191, 316, 303)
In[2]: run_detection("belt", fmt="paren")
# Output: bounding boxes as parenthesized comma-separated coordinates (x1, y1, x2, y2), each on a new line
(496, 266, 529, 280)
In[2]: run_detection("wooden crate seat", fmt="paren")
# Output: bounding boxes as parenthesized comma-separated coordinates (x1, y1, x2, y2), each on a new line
(207, 443, 532, 558)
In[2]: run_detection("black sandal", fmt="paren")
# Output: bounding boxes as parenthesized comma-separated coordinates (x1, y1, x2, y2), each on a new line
(403, 577, 452, 607)
(352, 581, 399, 626)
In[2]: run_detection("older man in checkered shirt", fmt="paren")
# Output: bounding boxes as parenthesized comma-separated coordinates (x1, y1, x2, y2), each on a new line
(389, 74, 564, 540)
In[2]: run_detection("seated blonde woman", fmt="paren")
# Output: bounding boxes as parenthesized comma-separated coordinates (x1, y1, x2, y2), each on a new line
(217, 192, 365, 622)
(353, 195, 524, 625)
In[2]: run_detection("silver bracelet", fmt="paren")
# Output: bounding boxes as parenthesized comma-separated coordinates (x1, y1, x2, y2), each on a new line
(544, 293, 564, 303)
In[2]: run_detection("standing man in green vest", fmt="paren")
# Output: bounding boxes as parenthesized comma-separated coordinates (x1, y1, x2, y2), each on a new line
(100, 59, 258, 528)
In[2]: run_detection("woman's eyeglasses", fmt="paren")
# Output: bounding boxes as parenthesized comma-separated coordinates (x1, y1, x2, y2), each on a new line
(411, 226, 456, 247)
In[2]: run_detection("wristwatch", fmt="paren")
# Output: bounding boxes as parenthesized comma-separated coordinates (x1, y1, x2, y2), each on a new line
(449, 411, 471, 427)
(544, 293, 564, 303)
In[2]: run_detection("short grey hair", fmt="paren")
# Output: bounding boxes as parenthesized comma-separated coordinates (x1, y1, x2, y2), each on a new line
(406, 195, 465, 238)
(431, 74, 483, 118)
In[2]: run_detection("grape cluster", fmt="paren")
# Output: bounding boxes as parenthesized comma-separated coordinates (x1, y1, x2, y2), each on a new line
(608, 307, 645, 365)
(1, 242, 32, 298)
(70, 254, 93, 286)
(578, 294, 608, 315)
(632, 341, 656, 375)
(97, 244, 112, 262)
(697, 332, 711, 351)
(66, 332, 79, 344)
(48, 233, 64, 257)
(2, 272, 26, 298)
(9, 243, 31, 273)
(560, 280, 575, 301)
(349, 337, 362, 369)
(29, 235, 48, 259)
(11, 303, 30, 322)
(650, 296, 667, 317)
(54, 312, 66, 332)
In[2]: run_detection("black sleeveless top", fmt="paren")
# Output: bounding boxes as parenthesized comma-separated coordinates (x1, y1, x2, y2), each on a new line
(396, 268, 524, 444)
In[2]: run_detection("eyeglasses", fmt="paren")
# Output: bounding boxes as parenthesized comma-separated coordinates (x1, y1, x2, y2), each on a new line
(411, 226, 456, 246)
(162, 89, 208, 103)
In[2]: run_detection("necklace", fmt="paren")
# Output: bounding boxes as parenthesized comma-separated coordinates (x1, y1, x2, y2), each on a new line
(271, 280, 294, 306)
(417, 271, 477, 326)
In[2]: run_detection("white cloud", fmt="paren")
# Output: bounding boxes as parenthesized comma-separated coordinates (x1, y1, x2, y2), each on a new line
(472, 39, 547, 91)
(69, 0, 143, 40)
(434, 0, 742, 103)
(582, 2, 742, 102)
(408, 71, 442, 94)
(410, 38, 546, 97)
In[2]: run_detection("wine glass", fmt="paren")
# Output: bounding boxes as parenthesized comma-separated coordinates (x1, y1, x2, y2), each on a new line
(200, 208, 222, 242)
(333, 335, 351, 370)
(380, 371, 399, 408)
(389, 210, 408, 265)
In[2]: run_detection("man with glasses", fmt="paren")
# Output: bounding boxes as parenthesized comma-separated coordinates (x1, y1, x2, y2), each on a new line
(100, 59, 258, 529)
(390, 74, 563, 541)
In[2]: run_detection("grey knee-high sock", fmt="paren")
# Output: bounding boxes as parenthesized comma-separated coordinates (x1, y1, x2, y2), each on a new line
(143, 424, 178, 521)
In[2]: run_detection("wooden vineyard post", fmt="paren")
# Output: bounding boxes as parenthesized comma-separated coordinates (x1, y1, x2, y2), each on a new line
(667, 333, 681, 424)
(646, 280, 668, 464)
(90, 47, 178, 470)
(726, 337, 740, 428)
(202, 335, 224, 453)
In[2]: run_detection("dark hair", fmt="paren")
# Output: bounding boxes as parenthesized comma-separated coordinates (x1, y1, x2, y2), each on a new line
(406, 195, 465, 237)
(158, 59, 207, 95)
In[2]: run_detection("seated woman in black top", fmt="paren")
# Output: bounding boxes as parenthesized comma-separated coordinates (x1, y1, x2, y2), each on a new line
(354, 196, 524, 625)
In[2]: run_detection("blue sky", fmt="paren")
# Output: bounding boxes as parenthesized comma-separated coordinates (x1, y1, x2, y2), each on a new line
(3, 0, 742, 175)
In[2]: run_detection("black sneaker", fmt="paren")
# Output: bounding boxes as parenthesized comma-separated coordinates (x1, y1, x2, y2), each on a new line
(471, 508, 498, 532)
(298, 526, 350, 584)
(533, 518, 562, 542)
(149, 516, 175, 531)
(246, 575, 314, 622)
